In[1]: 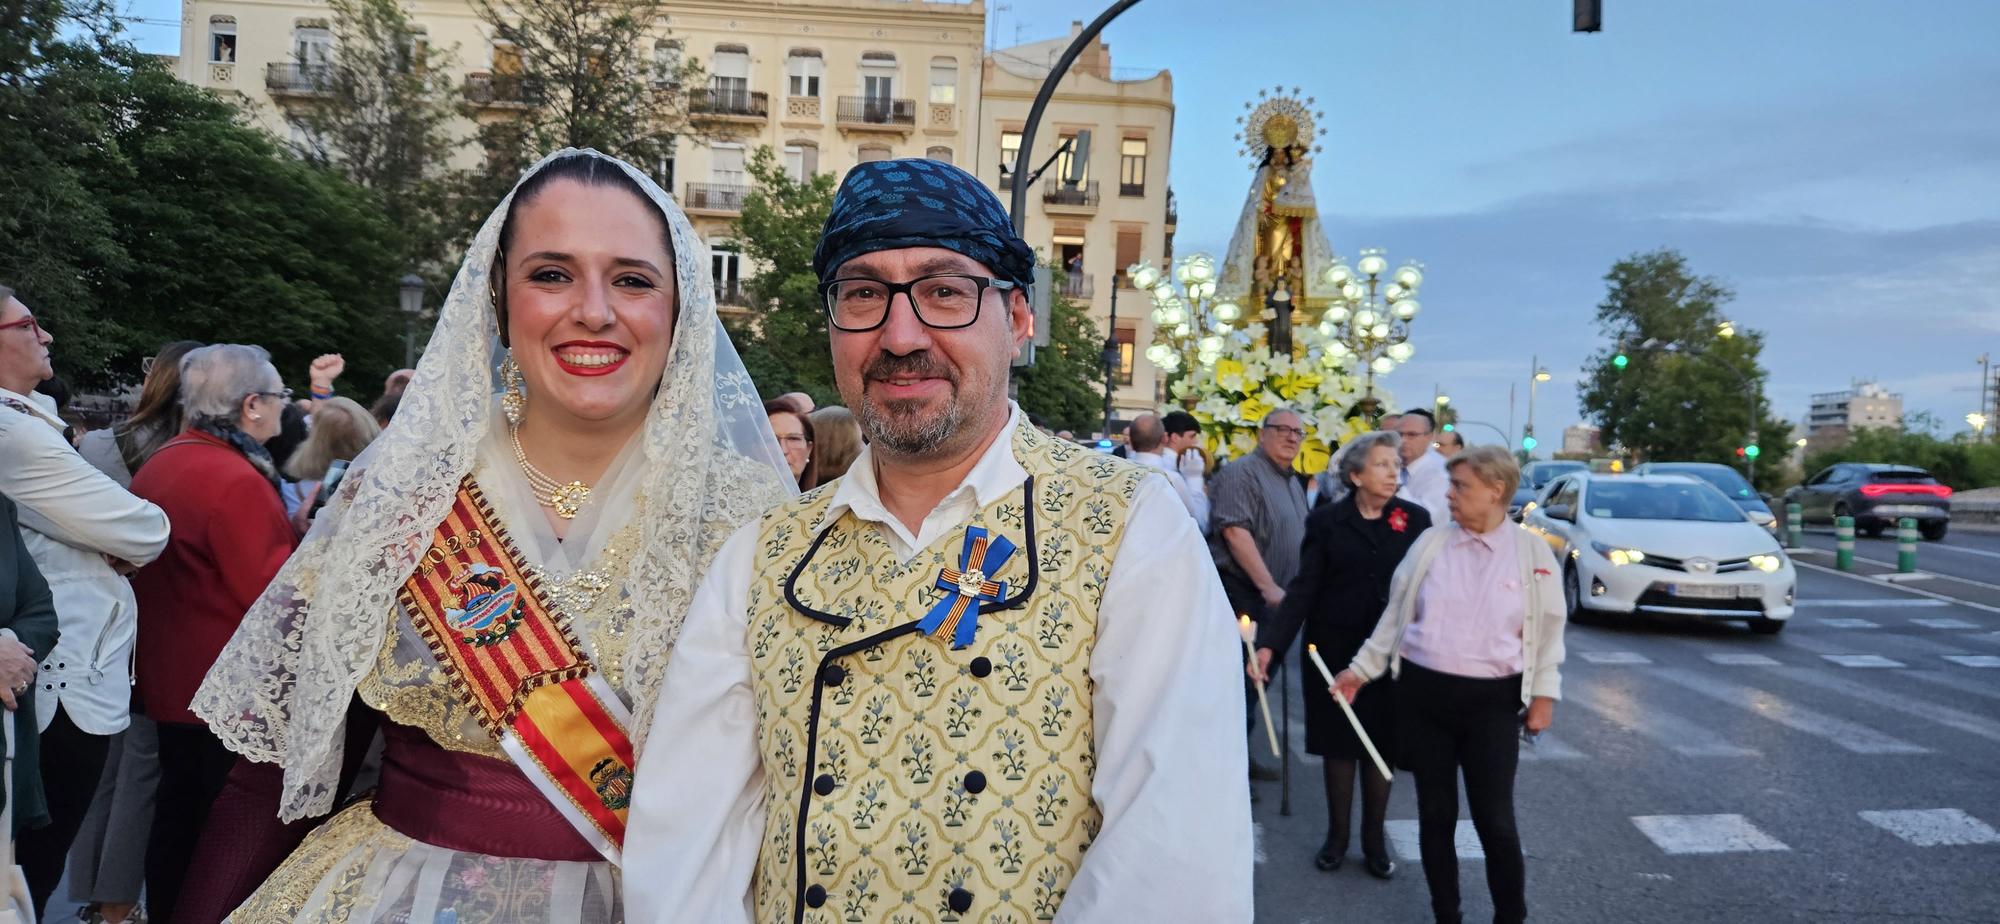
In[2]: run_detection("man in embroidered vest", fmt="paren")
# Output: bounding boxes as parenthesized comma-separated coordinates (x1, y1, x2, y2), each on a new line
(627, 160, 1253, 923)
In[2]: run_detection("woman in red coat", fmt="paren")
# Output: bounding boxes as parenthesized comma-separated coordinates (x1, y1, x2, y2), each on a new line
(128, 343, 297, 922)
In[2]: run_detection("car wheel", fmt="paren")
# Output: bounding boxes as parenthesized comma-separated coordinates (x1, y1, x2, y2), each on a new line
(1860, 521, 1884, 539)
(1833, 502, 1853, 527)
(1921, 521, 1948, 541)
(1749, 617, 1785, 635)
(1563, 564, 1585, 623)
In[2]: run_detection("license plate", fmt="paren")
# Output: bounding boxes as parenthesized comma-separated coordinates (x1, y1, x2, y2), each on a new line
(1667, 583, 1758, 600)
(1874, 504, 1931, 515)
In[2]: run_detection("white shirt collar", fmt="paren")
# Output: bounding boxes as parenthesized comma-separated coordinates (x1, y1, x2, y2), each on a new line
(0, 386, 64, 431)
(823, 402, 1028, 554)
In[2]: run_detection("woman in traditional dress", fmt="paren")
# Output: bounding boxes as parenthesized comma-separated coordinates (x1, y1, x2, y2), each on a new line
(186, 150, 794, 923)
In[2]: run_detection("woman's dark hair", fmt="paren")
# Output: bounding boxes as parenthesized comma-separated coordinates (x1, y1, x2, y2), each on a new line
(117, 339, 204, 471)
(263, 402, 311, 471)
(764, 398, 818, 491)
(493, 153, 675, 347)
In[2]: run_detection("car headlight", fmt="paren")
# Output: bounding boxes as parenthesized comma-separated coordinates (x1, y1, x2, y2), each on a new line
(1591, 541, 1646, 566)
(1748, 553, 1784, 573)
(1749, 510, 1776, 526)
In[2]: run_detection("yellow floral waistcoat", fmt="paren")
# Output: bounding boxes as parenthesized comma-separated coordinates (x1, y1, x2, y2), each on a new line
(746, 423, 1147, 924)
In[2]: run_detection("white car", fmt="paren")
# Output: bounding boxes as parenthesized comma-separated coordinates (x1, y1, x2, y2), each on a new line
(1522, 473, 1796, 634)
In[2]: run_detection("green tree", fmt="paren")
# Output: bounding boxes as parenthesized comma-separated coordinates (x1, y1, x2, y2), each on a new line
(1012, 269, 1103, 435)
(1576, 249, 1790, 490)
(0, 6, 405, 389)
(469, 0, 703, 172)
(727, 145, 840, 404)
(282, 0, 463, 277)
(1804, 418, 2000, 491)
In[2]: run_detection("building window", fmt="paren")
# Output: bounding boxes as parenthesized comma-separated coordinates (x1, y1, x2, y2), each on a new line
(712, 244, 744, 307)
(786, 50, 822, 97)
(492, 41, 523, 76)
(711, 45, 749, 108)
(1120, 138, 1148, 197)
(925, 146, 953, 165)
(783, 144, 819, 181)
(858, 144, 892, 163)
(929, 57, 957, 105)
(1114, 228, 1142, 287)
(709, 143, 746, 186)
(1113, 326, 1135, 385)
(999, 131, 1021, 188)
(1056, 133, 1088, 186)
(655, 153, 676, 190)
(654, 40, 684, 86)
(292, 23, 332, 67)
(208, 16, 237, 63)
(860, 52, 896, 103)
(397, 27, 430, 73)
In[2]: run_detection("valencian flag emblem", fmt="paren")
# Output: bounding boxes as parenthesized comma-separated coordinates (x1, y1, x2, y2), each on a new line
(918, 526, 1016, 649)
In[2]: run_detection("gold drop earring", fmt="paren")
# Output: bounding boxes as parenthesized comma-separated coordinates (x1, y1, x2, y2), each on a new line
(501, 351, 526, 427)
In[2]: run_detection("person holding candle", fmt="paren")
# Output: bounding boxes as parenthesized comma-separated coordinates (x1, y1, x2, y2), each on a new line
(1252, 430, 1430, 878)
(1331, 445, 1566, 924)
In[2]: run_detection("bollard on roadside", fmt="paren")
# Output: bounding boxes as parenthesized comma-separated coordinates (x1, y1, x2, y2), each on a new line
(1786, 502, 1803, 549)
(1835, 515, 1856, 571)
(1897, 517, 1918, 573)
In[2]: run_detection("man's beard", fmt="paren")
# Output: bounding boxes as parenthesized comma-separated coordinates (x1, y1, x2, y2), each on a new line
(857, 351, 966, 456)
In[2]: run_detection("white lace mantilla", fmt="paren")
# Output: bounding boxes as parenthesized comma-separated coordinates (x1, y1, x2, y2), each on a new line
(191, 148, 795, 823)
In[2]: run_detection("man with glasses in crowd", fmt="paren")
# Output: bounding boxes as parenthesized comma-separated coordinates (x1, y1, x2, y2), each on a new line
(1207, 408, 1312, 775)
(627, 159, 1252, 924)
(1396, 407, 1452, 521)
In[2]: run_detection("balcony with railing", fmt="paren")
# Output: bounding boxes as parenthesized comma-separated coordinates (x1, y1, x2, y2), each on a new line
(836, 96, 917, 131)
(1043, 180, 1099, 213)
(1165, 188, 1178, 228)
(266, 63, 333, 97)
(684, 182, 750, 215)
(1060, 272, 1094, 300)
(463, 72, 542, 109)
(715, 282, 749, 308)
(691, 87, 769, 122)
(1119, 181, 1145, 198)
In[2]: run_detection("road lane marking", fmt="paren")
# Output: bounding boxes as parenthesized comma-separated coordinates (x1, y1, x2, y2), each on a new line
(1770, 666, 2000, 745)
(1859, 809, 2000, 847)
(1924, 544, 2000, 561)
(1705, 653, 1780, 666)
(1253, 822, 1267, 864)
(1796, 599, 1948, 609)
(1649, 667, 1929, 754)
(1944, 655, 2000, 668)
(1818, 618, 1880, 629)
(1901, 669, 2000, 702)
(1793, 560, 2000, 615)
(1630, 814, 1789, 855)
(1822, 654, 1906, 668)
(1518, 734, 1586, 761)
(1579, 651, 1652, 665)
(1386, 819, 1483, 862)
(1783, 628, 1971, 660)
(1567, 688, 1759, 757)
(1913, 618, 1981, 630)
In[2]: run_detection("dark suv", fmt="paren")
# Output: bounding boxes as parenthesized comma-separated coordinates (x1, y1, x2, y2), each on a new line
(1784, 463, 1952, 539)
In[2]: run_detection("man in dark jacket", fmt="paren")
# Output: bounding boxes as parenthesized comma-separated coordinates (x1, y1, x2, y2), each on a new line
(1, 494, 62, 833)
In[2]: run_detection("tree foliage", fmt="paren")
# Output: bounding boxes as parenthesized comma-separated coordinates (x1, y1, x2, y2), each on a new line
(1804, 420, 2000, 491)
(0, 4, 404, 391)
(283, 0, 463, 276)
(1011, 269, 1103, 435)
(727, 145, 840, 405)
(1576, 249, 1791, 490)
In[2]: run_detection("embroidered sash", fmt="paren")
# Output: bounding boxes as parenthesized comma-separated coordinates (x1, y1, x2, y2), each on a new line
(396, 478, 636, 864)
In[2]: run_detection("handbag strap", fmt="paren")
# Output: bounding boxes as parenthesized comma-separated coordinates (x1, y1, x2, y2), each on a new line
(3, 708, 14, 862)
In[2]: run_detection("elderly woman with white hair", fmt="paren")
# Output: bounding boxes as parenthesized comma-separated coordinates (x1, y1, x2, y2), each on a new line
(1253, 430, 1431, 878)
(127, 343, 300, 922)
(1333, 445, 1567, 924)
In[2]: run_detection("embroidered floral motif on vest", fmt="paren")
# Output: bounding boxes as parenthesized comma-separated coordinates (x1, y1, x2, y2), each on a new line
(746, 424, 1145, 924)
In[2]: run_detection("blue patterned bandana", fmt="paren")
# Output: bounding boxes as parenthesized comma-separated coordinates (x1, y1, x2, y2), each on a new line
(813, 159, 1035, 289)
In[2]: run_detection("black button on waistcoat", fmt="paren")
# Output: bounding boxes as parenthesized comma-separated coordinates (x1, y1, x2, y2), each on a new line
(947, 887, 974, 913)
(962, 770, 987, 794)
(813, 774, 837, 796)
(969, 656, 993, 678)
(819, 664, 847, 686)
(804, 884, 827, 908)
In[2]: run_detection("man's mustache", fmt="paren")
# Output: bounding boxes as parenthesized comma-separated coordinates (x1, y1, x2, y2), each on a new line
(864, 352, 959, 387)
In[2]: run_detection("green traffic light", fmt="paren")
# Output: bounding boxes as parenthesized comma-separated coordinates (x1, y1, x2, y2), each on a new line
(1612, 353, 1629, 369)
(1442, 423, 1455, 432)
(1744, 444, 1761, 459)
(1522, 435, 1539, 451)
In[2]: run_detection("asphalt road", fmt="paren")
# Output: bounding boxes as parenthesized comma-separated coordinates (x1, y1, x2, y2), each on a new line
(1250, 562, 2000, 923)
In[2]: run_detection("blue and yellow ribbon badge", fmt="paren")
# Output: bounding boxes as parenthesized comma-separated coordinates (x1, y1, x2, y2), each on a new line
(919, 526, 1015, 649)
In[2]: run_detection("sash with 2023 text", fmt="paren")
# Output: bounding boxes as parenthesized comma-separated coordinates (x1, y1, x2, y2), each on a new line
(396, 477, 636, 864)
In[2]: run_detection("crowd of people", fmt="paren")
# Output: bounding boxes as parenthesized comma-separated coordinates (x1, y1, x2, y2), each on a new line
(0, 148, 1564, 924)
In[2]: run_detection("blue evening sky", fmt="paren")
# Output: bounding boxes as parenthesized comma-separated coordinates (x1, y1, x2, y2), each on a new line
(122, 1, 2000, 447)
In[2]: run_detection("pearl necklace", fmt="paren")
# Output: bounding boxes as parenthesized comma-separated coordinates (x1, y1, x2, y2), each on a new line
(509, 425, 591, 519)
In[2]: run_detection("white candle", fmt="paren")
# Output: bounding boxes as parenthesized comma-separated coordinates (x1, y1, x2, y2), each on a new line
(1240, 615, 1281, 759)
(1307, 644, 1392, 782)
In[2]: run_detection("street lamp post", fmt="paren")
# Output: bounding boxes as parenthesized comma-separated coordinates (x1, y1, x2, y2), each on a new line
(1624, 337, 1762, 484)
(1316, 249, 1424, 401)
(1524, 357, 1551, 454)
(398, 274, 426, 368)
(1102, 282, 1119, 439)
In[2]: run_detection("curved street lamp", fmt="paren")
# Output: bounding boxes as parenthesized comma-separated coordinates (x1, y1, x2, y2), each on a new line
(1316, 248, 1425, 399)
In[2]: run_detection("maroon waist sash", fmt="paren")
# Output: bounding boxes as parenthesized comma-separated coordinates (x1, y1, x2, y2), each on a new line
(371, 722, 600, 862)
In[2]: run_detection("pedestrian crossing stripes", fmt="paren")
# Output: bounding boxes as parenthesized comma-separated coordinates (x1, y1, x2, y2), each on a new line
(1518, 734, 1586, 761)
(1631, 814, 1790, 855)
(1944, 655, 2000, 668)
(1385, 819, 1483, 862)
(1913, 618, 1981, 630)
(1647, 667, 1930, 754)
(1578, 651, 1651, 665)
(1798, 598, 1950, 608)
(1705, 653, 1780, 666)
(1858, 809, 2000, 847)
(1566, 686, 1759, 758)
(1769, 667, 2000, 745)
(1821, 654, 1905, 668)
(1819, 618, 1881, 629)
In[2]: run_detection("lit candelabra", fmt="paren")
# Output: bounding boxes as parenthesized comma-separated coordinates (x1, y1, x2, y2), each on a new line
(1316, 249, 1424, 397)
(1130, 253, 1243, 375)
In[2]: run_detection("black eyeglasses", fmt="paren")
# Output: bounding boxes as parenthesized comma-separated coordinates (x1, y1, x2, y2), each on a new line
(1263, 422, 1306, 439)
(818, 274, 1017, 332)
